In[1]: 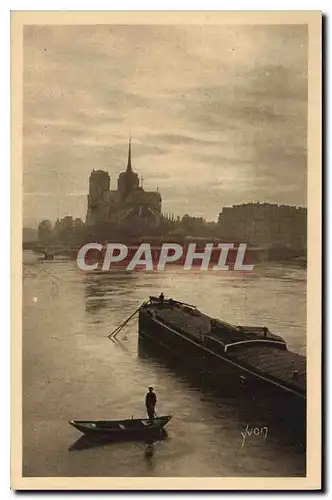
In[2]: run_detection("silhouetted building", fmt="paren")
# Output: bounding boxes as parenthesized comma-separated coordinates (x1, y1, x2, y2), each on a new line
(218, 203, 307, 248)
(86, 139, 162, 229)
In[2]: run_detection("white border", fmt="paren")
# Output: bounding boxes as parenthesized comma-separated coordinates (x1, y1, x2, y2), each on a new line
(4, 2, 327, 498)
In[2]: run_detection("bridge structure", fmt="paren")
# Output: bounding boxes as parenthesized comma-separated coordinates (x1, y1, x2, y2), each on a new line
(23, 241, 79, 257)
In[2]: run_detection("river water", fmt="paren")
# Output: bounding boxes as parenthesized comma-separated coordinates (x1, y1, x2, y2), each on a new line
(22, 251, 306, 477)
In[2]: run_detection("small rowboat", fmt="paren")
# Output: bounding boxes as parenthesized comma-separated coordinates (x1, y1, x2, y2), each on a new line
(69, 415, 172, 440)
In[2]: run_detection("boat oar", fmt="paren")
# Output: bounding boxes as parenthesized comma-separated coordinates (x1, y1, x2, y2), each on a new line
(108, 301, 147, 339)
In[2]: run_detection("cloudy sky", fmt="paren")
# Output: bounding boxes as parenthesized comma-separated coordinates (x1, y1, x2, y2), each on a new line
(23, 24, 308, 226)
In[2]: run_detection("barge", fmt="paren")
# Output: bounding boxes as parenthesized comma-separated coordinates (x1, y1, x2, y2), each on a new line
(138, 296, 306, 406)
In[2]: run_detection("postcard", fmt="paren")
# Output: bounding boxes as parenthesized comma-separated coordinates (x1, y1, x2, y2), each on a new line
(12, 10, 322, 490)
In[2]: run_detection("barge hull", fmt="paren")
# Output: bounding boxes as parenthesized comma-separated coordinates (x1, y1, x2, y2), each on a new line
(139, 310, 305, 401)
(138, 298, 306, 407)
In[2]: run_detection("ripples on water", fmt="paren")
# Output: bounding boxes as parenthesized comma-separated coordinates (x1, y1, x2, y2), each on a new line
(22, 251, 306, 477)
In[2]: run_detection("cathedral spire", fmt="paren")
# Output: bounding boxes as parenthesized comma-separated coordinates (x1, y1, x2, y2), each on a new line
(126, 137, 132, 172)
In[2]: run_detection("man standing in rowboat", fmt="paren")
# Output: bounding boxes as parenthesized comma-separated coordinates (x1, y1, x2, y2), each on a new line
(145, 386, 157, 421)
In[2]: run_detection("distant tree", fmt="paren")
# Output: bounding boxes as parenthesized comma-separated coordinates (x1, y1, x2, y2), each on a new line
(38, 220, 53, 243)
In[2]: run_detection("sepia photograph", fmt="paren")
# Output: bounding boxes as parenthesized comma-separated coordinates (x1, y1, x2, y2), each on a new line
(12, 10, 321, 490)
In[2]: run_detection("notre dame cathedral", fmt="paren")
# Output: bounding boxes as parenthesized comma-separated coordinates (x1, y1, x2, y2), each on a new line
(85, 139, 162, 231)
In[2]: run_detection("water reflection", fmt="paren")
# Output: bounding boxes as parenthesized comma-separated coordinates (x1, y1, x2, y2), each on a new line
(69, 429, 168, 452)
(83, 271, 139, 314)
(109, 335, 133, 355)
(23, 253, 306, 477)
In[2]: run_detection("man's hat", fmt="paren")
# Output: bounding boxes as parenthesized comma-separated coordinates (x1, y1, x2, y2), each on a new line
(148, 386, 153, 390)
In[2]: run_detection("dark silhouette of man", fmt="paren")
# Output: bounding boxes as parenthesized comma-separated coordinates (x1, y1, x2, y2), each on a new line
(145, 387, 157, 420)
(159, 292, 164, 303)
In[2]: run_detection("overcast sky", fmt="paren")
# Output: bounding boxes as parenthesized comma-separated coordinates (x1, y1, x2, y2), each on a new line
(23, 24, 308, 226)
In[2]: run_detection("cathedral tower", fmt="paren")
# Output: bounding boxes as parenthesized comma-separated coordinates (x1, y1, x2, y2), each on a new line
(117, 138, 139, 200)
